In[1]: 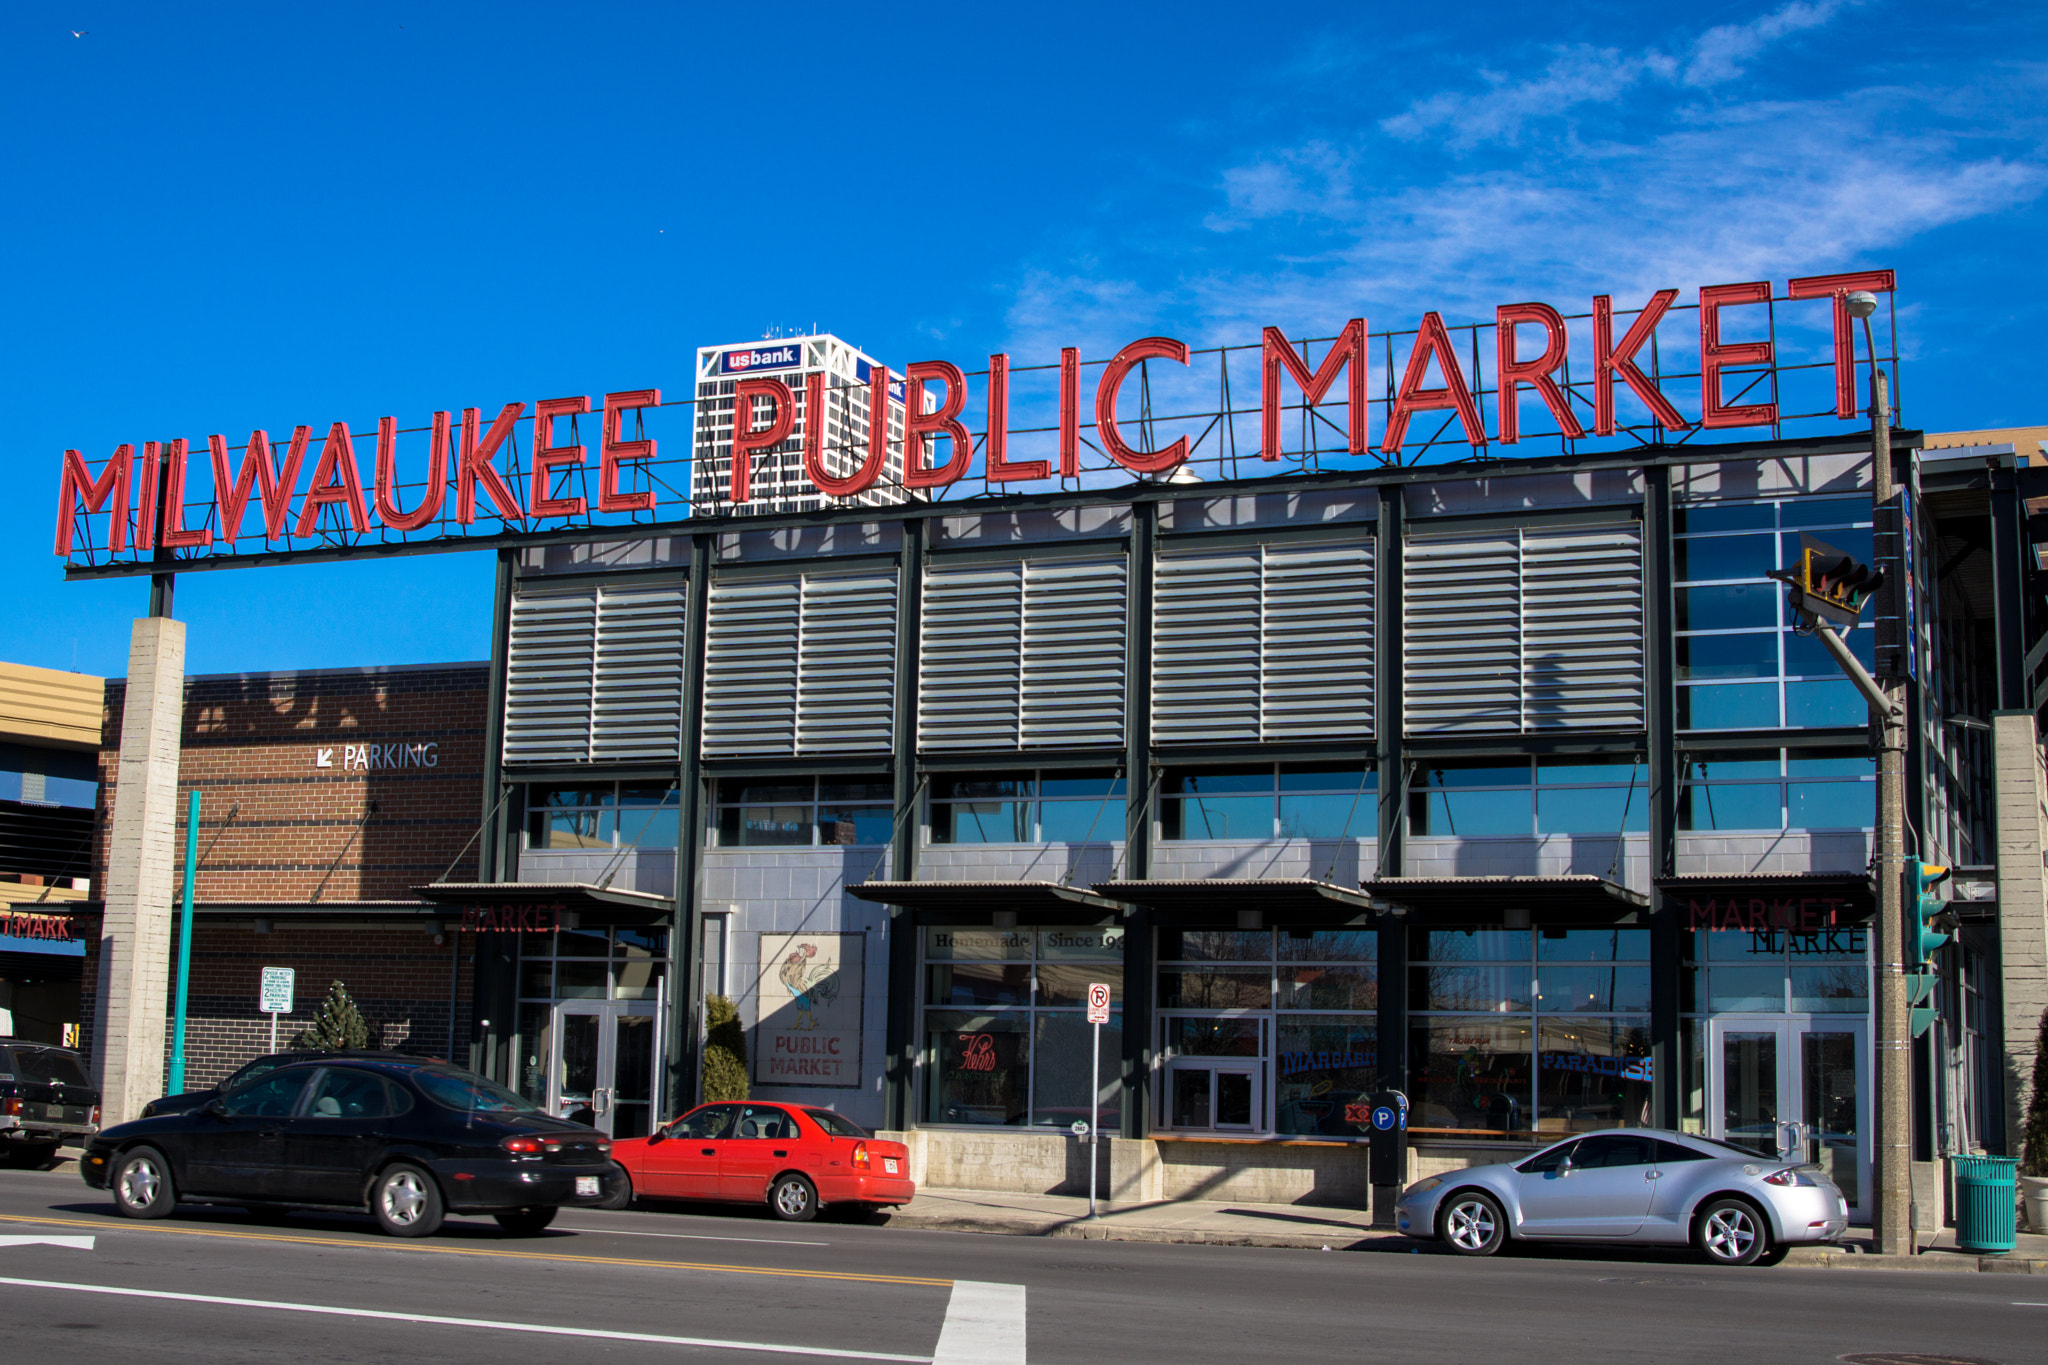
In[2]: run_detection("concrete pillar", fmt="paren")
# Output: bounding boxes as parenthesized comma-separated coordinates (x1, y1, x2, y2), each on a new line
(1992, 710, 2048, 1156)
(92, 616, 185, 1125)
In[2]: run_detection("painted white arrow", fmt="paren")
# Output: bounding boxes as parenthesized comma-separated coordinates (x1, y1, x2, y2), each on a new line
(0, 1236, 94, 1251)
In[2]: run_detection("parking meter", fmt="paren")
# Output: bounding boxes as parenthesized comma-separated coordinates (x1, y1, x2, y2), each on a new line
(1366, 1090, 1408, 1227)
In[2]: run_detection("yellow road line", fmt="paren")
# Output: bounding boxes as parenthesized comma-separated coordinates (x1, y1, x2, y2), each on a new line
(0, 1212, 951, 1287)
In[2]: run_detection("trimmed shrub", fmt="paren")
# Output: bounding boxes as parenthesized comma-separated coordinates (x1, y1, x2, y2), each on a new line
(291, 980, 372, 1051)
(701, 994, 750, 1103)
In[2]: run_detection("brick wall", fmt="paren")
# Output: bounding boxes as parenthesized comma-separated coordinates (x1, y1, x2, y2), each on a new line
(83, 662, 489, 1089)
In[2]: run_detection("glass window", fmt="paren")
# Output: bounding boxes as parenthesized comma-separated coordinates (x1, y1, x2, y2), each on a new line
(305, 1068, 392, 1120)
(1159, 929, 1271, 962)
(1675, 497, 1876, 733)
(1031, 1012, 1121, 1129)
(925, 1011, 1029, 1125)
(1275, 1016, 1379, 1137)
(803, 1108, 871, 1139)
(928, 962, 1032, 1008)
(1159, 968, 1271, 1009)
(932, 770, 1125, 845)
(1408, 1018, 1533, 1133)
(1570, 1131, 1657, 1168)
(1680, 749, 1873, 832)
(220, 1069, 313, 1118)
(1278, 963, 1377, 1010)
(668, 1103, 737, 1139)
(414, 1068, 544, 1115)
(713, 776, 891, 847)
(1164, 1018, 1262, 1056)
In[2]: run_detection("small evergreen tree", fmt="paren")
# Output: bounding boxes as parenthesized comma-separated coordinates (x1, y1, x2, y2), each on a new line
(2024, 1004, 2048, 1177)
(291, 979, 372, 1051)
(701, 994, 750, 1103)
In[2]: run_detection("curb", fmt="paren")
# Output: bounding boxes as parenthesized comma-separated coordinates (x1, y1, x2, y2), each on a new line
(879, 1210, 1410, 1252)
(1784, 1247, 2047, 1274)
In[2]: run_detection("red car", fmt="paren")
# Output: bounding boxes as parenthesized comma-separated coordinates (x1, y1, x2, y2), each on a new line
(601, 1101, 913, 1222)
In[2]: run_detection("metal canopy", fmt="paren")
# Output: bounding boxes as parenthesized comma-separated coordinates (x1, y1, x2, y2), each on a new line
(1363, 875, 1648, 912)
(1653, 871, 1873, 905)
(1093, 878, 1375, 916)
(410, 881, 674, 919)
(848, 880, 1128, 915)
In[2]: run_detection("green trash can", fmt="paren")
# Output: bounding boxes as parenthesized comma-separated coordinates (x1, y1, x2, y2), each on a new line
(1953, 1155, 2019, 1254)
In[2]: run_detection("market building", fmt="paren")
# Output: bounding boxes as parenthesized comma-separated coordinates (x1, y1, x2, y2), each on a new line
(50, 285, 2048, 1226)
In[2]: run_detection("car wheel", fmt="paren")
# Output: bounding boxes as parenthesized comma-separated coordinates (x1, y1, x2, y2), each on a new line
(111, 1147, 176, 1219)
(768, 1173, 819, 1223)
(371, 1164, 445, 1238)
(3, 1143, 59, 1169)
(493, 1206, 558, 1236)
(1438, 1190, 1509, 1256)
(591, 1171, 633, 1211)
(1695, 1197, 1770, 1267)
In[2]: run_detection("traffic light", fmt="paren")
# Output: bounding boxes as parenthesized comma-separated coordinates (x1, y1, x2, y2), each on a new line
(1906, 859, 1950, 1040)
(1767, 533, 1884, 628)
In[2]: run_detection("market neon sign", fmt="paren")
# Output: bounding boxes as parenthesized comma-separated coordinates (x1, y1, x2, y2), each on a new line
(54, 269, 1893, 559)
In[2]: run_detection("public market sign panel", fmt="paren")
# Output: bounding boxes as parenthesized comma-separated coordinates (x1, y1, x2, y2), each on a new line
(54, 270, 1897, 572)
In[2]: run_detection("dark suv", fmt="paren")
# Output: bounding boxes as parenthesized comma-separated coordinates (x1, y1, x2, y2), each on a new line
(0, 1039, 99, 1167)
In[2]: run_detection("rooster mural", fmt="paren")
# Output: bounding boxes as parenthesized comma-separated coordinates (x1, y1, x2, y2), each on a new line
(777, 942, 840, 1031)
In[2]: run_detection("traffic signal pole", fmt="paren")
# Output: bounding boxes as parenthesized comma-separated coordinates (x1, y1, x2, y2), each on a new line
(1868, 368, 1914, 1258)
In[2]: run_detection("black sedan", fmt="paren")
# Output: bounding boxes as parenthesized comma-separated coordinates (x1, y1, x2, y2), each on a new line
(80, 1058, 625, 1237)
(138, 1048, 396, 1118)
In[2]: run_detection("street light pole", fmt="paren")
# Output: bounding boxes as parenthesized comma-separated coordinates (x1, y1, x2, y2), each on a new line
(1857, 297, 1912, 1257)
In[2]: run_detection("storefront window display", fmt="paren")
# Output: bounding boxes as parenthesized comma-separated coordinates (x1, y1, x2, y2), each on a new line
(1157, 928, 1379, 1139)
(921, 925, 1123, 1129)
(1408, 927, 1651, 1138)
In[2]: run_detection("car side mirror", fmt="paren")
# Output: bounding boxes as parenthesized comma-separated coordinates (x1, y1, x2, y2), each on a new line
(204, 1099, 229, 1118)
(1557, 1156, 1573, 1176)
(647, 1129, 666, 1146)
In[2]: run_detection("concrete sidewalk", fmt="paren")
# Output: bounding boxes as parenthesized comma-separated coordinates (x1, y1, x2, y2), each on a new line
(882, 1185, 2048, 1271)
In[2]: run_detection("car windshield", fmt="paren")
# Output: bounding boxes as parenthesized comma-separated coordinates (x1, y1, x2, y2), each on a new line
(222, 1056, 287, 1091)
(804, 1109, 871, 1139)
(413, 1068, 542, 1114)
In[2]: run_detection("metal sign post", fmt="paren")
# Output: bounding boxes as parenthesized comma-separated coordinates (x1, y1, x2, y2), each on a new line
(259, 966, 295, 1051)
(1085, 981, 1111, 1219)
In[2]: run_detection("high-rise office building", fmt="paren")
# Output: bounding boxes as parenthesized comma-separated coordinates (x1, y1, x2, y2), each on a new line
(691, 334, 911, 516)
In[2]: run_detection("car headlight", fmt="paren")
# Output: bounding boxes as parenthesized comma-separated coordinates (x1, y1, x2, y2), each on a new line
(1404, 1176, 1444, 1197)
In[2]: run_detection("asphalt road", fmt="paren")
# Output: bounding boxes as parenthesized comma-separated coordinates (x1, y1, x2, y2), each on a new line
(0, 1165, 2038, 1364)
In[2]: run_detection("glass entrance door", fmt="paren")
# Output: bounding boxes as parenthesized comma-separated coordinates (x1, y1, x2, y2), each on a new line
(1707, 1016, 1866, 1216)
(549, 1001, 658, 1139)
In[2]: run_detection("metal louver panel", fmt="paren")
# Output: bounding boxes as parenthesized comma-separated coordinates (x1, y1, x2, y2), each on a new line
(918, 561, 1025, 749)
(702, 569, 900, 757)
(702, 576, 801, 755)
(591, 581, 688, 760)
(796, 570, 898, 753)
(919, 555, 1127, 749)
(1403, 523, 1642, 733)
(1521, 525, 1644, 730)
(1152, 541, 1374, 743)
(503, 586, 597, 764)
(1262, 541, 1374, 739)
(1022, 557, 1127, 747)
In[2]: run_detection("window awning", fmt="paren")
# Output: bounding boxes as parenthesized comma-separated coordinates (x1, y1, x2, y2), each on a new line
(848, 880, 1129, 916)
(1654, 871, 1875, 923)
(1362, 875, 1648, 914)
(1093, 878, 1375, 917)
(410, 882, 674, 925)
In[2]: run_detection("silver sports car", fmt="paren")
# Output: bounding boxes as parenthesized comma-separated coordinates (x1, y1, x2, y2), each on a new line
(1395, 1128, 1849, 1266)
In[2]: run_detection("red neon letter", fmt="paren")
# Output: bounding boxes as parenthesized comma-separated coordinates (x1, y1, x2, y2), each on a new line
(134, 442, 162, 551)
(1787, 270, 1897, 418)
(984, 353, 1046, 482)
(903, 361, 973, 489)
(211, 430, 289, 546)
(598, 389, 659, 514)
(53, 445, 132, 556)
(296, 422, 371, 536)
(374, 413, 450, 531)
(1263, 319, 1368, 459)
(1381, 312, 1485, 454)
(1059, 347, 1080, 477)
(1592, 290, 1687, 435)
(529, 396, 590, 519)
(730, 377, 795, 503)
(1096, 337, 1190, 473)
(1495, 303, 1584, 444)
(458, 403, 527, 524)
(159, 438, 211, 549)
(803, 371, 886, 497)
(1698, 281, 1777, 429)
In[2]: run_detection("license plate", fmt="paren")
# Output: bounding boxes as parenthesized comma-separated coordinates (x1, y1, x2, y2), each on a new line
(575, 1176, 600, 1197)
(883, 1159, 899, 1174)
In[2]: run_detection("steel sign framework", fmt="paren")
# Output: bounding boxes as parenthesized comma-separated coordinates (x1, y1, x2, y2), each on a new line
(56, 273, 1900, 578)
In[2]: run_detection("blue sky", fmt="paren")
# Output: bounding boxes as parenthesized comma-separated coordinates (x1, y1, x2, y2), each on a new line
(6, 1, 2044, 679)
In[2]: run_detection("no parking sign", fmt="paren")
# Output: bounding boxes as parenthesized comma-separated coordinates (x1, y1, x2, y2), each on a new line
(1086, 982, 1111, 1024)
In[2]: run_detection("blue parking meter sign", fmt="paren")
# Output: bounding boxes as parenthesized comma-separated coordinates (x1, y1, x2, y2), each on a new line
(1370, 1104, 1397, 1132)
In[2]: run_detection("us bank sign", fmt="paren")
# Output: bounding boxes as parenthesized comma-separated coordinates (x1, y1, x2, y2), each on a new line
(55, 268, 1896, 575)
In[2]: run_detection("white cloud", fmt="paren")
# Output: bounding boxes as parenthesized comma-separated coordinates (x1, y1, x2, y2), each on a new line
(1685, 0, 1849, 87)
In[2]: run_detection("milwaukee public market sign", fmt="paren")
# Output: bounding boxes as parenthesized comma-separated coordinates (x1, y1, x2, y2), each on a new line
(54, 269, 1894, 567)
